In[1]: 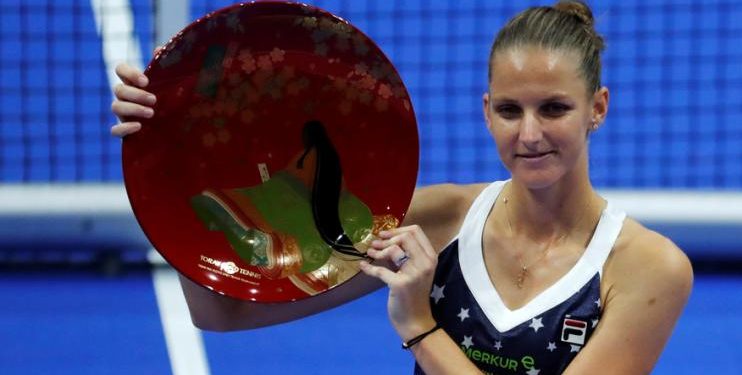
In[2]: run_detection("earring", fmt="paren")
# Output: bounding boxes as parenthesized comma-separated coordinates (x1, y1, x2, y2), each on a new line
(591, 119, 599, 130)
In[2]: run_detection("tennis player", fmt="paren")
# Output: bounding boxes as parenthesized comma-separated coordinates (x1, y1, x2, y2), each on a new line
(112, 1, 692, 373)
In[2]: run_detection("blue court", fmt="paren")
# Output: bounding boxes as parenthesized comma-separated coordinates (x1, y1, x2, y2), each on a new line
(1, 269, 739, 374)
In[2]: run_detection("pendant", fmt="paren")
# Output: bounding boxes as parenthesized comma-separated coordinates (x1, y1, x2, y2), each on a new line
(517, 266, 527, 289)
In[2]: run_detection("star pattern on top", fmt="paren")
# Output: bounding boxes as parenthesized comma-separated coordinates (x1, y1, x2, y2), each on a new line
(529, 317, 544, 332)
(430, 284, 445, 304)
(422, 229, 613, 374)
(461, 335, 474, 349)
(457, 308, 470, 322)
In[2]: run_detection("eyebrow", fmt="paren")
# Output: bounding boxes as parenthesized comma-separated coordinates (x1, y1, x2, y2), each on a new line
(490, 93, 573, 104)
(541, 94, 573, 102)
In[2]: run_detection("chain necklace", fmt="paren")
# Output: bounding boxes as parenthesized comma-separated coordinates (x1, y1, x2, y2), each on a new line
(502, 190, 593, 289)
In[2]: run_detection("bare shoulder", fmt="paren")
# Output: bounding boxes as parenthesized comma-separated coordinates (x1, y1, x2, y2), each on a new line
(567, 218, 695, 373)
(604, 218, 694, 303)
(412, 183, 488, 209)
(404, 183, 489, 252)
(566, 220, 694, 373)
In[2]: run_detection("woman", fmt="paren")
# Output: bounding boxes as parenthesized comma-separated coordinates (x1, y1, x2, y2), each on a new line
(112, 1, 692, 373)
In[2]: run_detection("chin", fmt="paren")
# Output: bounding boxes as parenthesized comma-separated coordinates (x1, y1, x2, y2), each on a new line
(510, 168, 566, 190)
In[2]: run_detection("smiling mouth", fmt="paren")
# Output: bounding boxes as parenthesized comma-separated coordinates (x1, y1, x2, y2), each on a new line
(516, 151, 555, 159)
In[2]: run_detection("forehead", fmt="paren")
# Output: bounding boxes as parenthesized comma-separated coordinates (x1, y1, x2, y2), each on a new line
(489, 46, 587, 98)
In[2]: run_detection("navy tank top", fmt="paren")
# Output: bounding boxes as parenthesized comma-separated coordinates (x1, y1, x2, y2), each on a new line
(415, 181, 626, 375)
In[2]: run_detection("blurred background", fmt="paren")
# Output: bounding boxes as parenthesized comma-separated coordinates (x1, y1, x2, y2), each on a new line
(1, 0, 741, 374)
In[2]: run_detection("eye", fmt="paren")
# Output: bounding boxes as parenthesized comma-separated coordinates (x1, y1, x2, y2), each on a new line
(495, 104, 522, 119)
(540, 102, 571, 118)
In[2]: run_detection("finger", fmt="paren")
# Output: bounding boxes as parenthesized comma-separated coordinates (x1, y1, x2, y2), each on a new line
(391, 234, 438, 278)
(382, 225, 436, 259)
(111, 100, 154, 120)
(378, 226, 418, 241)
(396, 233, 434, 271)
(367, 245, 407, 267)
(359, 261, 399, 285)
(371, 237, 409, 265)
(377, 229, 397, 239)
(113, 83, 157, 106)
(407, 225, 437, 259)
(111, 122, 142, 138)
(381, 231, 431, 264)
(115, 64, 149, 88)
(370, 237, 425, 275)
(367, 244, 405, 260)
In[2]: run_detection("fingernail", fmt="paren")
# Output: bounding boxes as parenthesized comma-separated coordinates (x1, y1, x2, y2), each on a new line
(144, 108, 154, 118)
(139, 76, 148, 87)
(146, 94, 157, 105)
(372, 240, 383, 247)
(379, 230, 389, 236)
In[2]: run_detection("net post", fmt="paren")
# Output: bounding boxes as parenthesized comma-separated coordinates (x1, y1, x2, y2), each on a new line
(155, 0, 190, 47)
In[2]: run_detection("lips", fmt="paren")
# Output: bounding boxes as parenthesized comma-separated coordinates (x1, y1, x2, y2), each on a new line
(516, 151, 555, 159)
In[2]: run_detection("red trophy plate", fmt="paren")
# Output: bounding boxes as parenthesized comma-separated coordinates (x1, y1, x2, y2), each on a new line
(122, 2, 419, 302)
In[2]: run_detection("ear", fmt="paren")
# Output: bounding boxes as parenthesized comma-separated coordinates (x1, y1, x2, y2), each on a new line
(483, 92, 495, 134)
(591, 86, 609, 130)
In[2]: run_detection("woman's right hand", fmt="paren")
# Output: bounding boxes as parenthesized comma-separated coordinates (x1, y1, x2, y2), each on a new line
(110, 63, 158, 138)
(111, 47, 166, 137)
(111, 64, 157, 137)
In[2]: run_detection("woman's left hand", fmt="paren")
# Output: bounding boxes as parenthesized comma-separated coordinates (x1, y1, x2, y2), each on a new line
(359, 225, 438, 341)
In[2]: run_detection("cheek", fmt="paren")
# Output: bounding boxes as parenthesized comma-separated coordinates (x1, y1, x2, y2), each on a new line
(489, 116, 518, 139)
(555, 123, 591, 160)
(490, 123, 519, 167)
(553, 114, 590, 143)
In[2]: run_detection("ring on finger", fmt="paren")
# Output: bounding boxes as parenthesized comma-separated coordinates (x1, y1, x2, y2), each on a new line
(394, 253, 410, 268)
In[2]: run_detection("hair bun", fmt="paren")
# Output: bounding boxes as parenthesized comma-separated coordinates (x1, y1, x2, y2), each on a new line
(554, 0, 594, 27)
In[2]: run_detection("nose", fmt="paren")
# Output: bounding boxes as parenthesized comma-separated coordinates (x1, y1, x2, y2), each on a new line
(518, 112, 543, 146)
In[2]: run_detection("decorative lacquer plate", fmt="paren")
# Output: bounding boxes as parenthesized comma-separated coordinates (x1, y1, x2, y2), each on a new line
(122, 1, 418, 302)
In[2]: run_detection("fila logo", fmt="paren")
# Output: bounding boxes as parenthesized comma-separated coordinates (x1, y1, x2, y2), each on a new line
(561, 318, 588, 346)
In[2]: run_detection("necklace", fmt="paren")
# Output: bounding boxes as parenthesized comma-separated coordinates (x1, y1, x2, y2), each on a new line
(502, 190, 593, 289)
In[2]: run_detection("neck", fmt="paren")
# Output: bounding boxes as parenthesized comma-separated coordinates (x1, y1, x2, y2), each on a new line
(505, 169, 602, 242)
